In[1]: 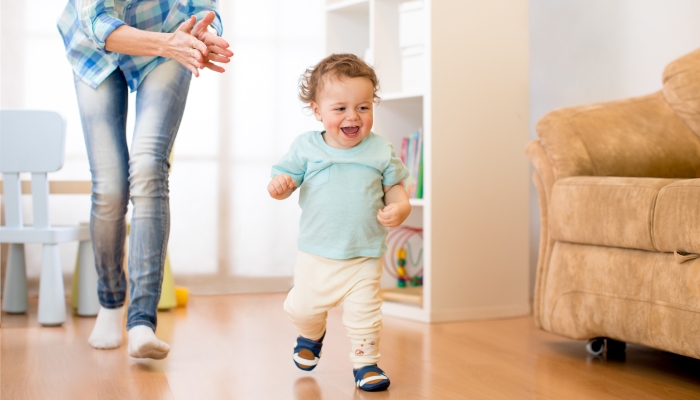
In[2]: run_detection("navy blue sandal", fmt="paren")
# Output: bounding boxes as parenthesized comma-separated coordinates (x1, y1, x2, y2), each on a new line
(293, 331, 325, 371)
(353, 365, 390, 392)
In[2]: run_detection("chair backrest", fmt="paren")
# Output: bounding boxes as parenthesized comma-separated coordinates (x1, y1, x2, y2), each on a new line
(0, 110, 67, 229)
(0, 110, 66, 173)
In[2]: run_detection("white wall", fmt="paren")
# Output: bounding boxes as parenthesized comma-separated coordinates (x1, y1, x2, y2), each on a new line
(528, 0, 700, 298)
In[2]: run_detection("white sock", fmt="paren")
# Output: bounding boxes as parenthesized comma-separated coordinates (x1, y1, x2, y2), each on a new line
(128, 325, 170, 360)
(88, 306, 124, 349)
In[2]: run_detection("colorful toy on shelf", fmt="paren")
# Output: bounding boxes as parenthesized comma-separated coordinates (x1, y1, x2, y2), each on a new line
(396, 247, 407, 288)
(385, 226, 423, 288)
(410, 274, 422, 287)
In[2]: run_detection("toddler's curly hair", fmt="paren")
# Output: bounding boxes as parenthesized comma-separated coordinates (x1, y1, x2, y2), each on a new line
(299, 53, 380, 106)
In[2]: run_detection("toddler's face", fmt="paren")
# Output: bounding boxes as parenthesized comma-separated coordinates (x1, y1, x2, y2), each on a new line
(311, 75, 374, 149)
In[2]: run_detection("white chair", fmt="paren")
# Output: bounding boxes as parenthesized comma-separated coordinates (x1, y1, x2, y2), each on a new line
(0, 109, 98, 326)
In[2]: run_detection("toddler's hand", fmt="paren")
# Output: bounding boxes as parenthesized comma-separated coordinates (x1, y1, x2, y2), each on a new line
(268, 174, 296, 199)
(377, 204, 402, 227)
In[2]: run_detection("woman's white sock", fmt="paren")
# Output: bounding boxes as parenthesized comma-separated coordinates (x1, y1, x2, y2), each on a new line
(128, 325, 170, 360)
(88, 306, 124, 349)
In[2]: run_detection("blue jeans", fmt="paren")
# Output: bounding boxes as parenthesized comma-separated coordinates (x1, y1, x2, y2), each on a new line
(74, 60, 191, 331)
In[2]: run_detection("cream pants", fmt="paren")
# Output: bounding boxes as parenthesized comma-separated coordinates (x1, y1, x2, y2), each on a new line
(284, 251, 383, 369)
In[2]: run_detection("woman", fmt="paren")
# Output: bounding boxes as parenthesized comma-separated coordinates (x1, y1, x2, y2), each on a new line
(58, 0, 233, 359)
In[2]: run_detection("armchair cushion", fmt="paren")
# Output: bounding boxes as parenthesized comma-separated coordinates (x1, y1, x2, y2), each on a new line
(653, 179, 700, 254)
(551, 177, 700, 256)
(549, 176, 678, 251)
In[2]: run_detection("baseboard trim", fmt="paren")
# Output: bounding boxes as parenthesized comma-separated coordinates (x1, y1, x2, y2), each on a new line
(176, 275, 293, 295)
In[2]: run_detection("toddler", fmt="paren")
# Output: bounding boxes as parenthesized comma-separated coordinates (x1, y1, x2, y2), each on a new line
(268, 53, 411, 392)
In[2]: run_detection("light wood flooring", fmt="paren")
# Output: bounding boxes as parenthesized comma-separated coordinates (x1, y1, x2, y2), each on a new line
(2, 293, 700, 399)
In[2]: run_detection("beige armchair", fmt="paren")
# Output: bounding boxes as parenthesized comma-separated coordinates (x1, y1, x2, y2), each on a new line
(527, 48, 700, 358)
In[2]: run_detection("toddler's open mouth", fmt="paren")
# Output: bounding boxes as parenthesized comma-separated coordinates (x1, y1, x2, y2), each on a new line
(341, 126, 360, 137)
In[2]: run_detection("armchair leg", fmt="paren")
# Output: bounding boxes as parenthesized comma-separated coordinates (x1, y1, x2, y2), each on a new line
(3, 243, 28, 314)
(37, 244, 66, 326)
(76, 240, 99, 317)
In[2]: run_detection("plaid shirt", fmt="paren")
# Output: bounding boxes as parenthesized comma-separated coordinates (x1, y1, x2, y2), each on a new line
(58, 0, 223, 91)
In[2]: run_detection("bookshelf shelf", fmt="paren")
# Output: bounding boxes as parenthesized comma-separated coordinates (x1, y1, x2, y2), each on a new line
(380, 299, 429, 322)
(379, 286, 423, 306)
(381, 91, 424, 101)
(409, 198, 424, 207)
(326, 0, 369, 12)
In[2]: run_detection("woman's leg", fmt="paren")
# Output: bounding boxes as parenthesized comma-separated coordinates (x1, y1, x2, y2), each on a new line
(126, 60, 191, 358)
(74, 71, 130, 349)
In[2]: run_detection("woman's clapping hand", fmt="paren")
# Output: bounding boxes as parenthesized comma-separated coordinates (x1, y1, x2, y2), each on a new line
(167, 12, 233, 77)
(191, 11, 234, 73)
(167, 16, 209, 77)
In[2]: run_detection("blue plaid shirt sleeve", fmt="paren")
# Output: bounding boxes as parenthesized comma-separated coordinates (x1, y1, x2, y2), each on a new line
(191, 1, 223, 36)
(77, 0, 125, 52)
(162, 0, 223, 36)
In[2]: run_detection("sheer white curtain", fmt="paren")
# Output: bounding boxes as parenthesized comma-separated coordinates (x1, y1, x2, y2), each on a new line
(0, 0, 324, 294)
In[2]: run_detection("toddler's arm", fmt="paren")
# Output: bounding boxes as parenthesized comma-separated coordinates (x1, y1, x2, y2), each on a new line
(268, 174, 296, 200)
(377, 185, 411, 227)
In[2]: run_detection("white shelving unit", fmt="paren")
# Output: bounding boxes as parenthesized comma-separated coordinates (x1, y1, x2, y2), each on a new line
(408, 198, 424, 207)
(325, 0, 430, 321)
(323, 0, 531, 323)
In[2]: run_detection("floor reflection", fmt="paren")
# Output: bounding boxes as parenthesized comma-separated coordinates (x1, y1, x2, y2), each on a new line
(294, 376, 322, 399)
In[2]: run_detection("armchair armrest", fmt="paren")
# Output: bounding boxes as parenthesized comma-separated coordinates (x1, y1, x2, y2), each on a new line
(537, 91, 700, 181)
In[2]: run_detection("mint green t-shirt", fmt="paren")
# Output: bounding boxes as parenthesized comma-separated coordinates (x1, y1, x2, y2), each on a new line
(271, 131, 410, 260)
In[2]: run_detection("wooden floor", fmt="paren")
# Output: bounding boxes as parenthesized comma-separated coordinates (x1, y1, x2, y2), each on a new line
(3, 294, 700, 400)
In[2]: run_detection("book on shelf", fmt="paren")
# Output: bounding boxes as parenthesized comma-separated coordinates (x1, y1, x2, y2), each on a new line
(400, 129, 423, 199)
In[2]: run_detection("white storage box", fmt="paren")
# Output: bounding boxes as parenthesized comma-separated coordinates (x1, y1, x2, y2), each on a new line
(401, 44, 424, 93)
(399, 1, 424, 48)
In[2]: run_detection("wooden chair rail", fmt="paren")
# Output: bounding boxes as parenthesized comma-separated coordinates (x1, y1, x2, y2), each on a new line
(0, 180, 92, 195)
